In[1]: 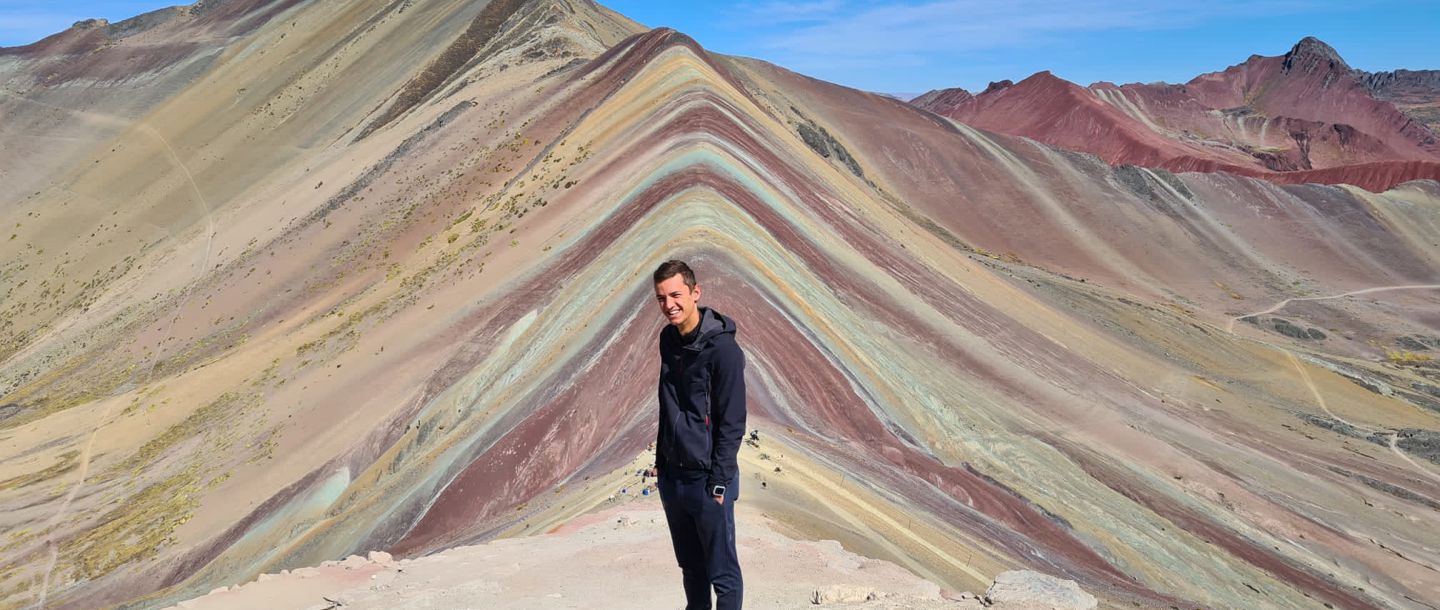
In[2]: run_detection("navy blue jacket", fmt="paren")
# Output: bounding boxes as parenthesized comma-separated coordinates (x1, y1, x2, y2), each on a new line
(656, 306, 746, 489)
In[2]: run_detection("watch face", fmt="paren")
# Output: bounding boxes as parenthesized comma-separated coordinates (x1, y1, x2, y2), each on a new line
(711, 485, 725, 496)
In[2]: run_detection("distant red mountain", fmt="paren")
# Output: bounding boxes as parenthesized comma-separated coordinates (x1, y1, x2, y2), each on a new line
(908, 86, 973, 114)
(912, 37, 1440, 191)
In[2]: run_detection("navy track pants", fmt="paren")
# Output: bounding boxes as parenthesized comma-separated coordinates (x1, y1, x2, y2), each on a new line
(657, 468, 742, 610)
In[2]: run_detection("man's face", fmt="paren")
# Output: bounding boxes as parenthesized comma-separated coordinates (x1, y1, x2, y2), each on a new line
(654, 273, 700, 327)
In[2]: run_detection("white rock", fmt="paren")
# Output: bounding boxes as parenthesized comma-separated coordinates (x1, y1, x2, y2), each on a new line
(985, 570, 1097, 610)
(810, 584, 880, 604)
(207, 586, 228, 595)
(368, 550, 394, 564)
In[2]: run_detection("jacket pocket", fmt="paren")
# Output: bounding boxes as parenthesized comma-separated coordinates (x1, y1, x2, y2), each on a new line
(674, 410, 712, 470)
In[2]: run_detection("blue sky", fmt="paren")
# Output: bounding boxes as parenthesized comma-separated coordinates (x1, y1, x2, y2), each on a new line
(3, 0, 1436, 97)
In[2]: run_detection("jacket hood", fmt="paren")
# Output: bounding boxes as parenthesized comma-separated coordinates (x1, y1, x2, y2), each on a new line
(683, 306, 736, 350)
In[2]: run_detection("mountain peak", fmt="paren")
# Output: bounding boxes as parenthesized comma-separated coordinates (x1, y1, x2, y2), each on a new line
(1290, 36, 1338, 54)
(981, 79, 1015, 94)
(1283, 36, 1349, 74)
(909, 87, 973, 113)
(1009, 71, 1078, 95)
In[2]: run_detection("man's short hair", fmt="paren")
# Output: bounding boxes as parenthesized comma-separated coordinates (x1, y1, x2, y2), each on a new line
(653, 259, 696, 289)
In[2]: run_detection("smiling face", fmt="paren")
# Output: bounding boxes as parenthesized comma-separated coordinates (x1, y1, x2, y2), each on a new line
(654, 272, 701, 333)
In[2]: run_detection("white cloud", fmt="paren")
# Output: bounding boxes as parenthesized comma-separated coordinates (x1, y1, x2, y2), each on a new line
(742, 0, 1337, 57)
(735, 0, 845, 24)
(718, 0, 1360, 91)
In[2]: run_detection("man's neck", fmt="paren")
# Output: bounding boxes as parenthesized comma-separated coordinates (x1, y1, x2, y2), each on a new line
(677, 309, 702, 338)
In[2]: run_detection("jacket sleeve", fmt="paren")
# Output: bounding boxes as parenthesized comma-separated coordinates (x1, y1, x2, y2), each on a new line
(655, 340, 669, 472)
(707, 340, 747, 489)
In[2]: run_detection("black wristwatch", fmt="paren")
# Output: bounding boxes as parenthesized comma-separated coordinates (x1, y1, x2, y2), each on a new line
(710, 484, 726, 497)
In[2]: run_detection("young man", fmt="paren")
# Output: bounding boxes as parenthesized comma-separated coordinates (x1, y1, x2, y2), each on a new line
(653, 259, 746, 610)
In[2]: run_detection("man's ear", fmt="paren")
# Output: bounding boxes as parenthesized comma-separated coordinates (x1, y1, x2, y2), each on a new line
(692, 284, 702, 303)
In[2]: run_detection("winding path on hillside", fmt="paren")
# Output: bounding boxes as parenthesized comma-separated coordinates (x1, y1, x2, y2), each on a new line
(1218, 282, 1440, 488)
(1224, 283, 1440, 333)
(1, 87, 219, 608)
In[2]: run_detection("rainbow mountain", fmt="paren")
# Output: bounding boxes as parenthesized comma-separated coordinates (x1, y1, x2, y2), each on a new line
(1, 1, 1438, 608)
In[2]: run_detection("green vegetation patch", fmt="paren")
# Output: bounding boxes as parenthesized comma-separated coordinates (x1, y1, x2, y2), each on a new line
(61, 463, 204, 579)
(116, 391, 257, 475)
(0, 450, 79, 492)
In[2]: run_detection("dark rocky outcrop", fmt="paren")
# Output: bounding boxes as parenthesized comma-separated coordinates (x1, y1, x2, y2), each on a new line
(1358, 68, 1440, 132)
(1265, 317, 1326, 341)
(793, 109, 865, 179)
(358, 0, 530, 139)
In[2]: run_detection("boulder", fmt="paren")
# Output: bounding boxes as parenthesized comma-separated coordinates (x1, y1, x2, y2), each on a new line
(985, 570, 1097, 609)
(811, 584, 880, 604)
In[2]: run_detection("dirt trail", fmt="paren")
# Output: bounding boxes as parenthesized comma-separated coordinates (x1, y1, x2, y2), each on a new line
(2, 88, 219, 608)
(1224, 284, 1440, 333)
(1284, 350, 1440, 484)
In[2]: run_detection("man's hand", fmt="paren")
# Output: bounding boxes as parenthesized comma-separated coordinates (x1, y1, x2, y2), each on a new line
(712, 495, 724, 505)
